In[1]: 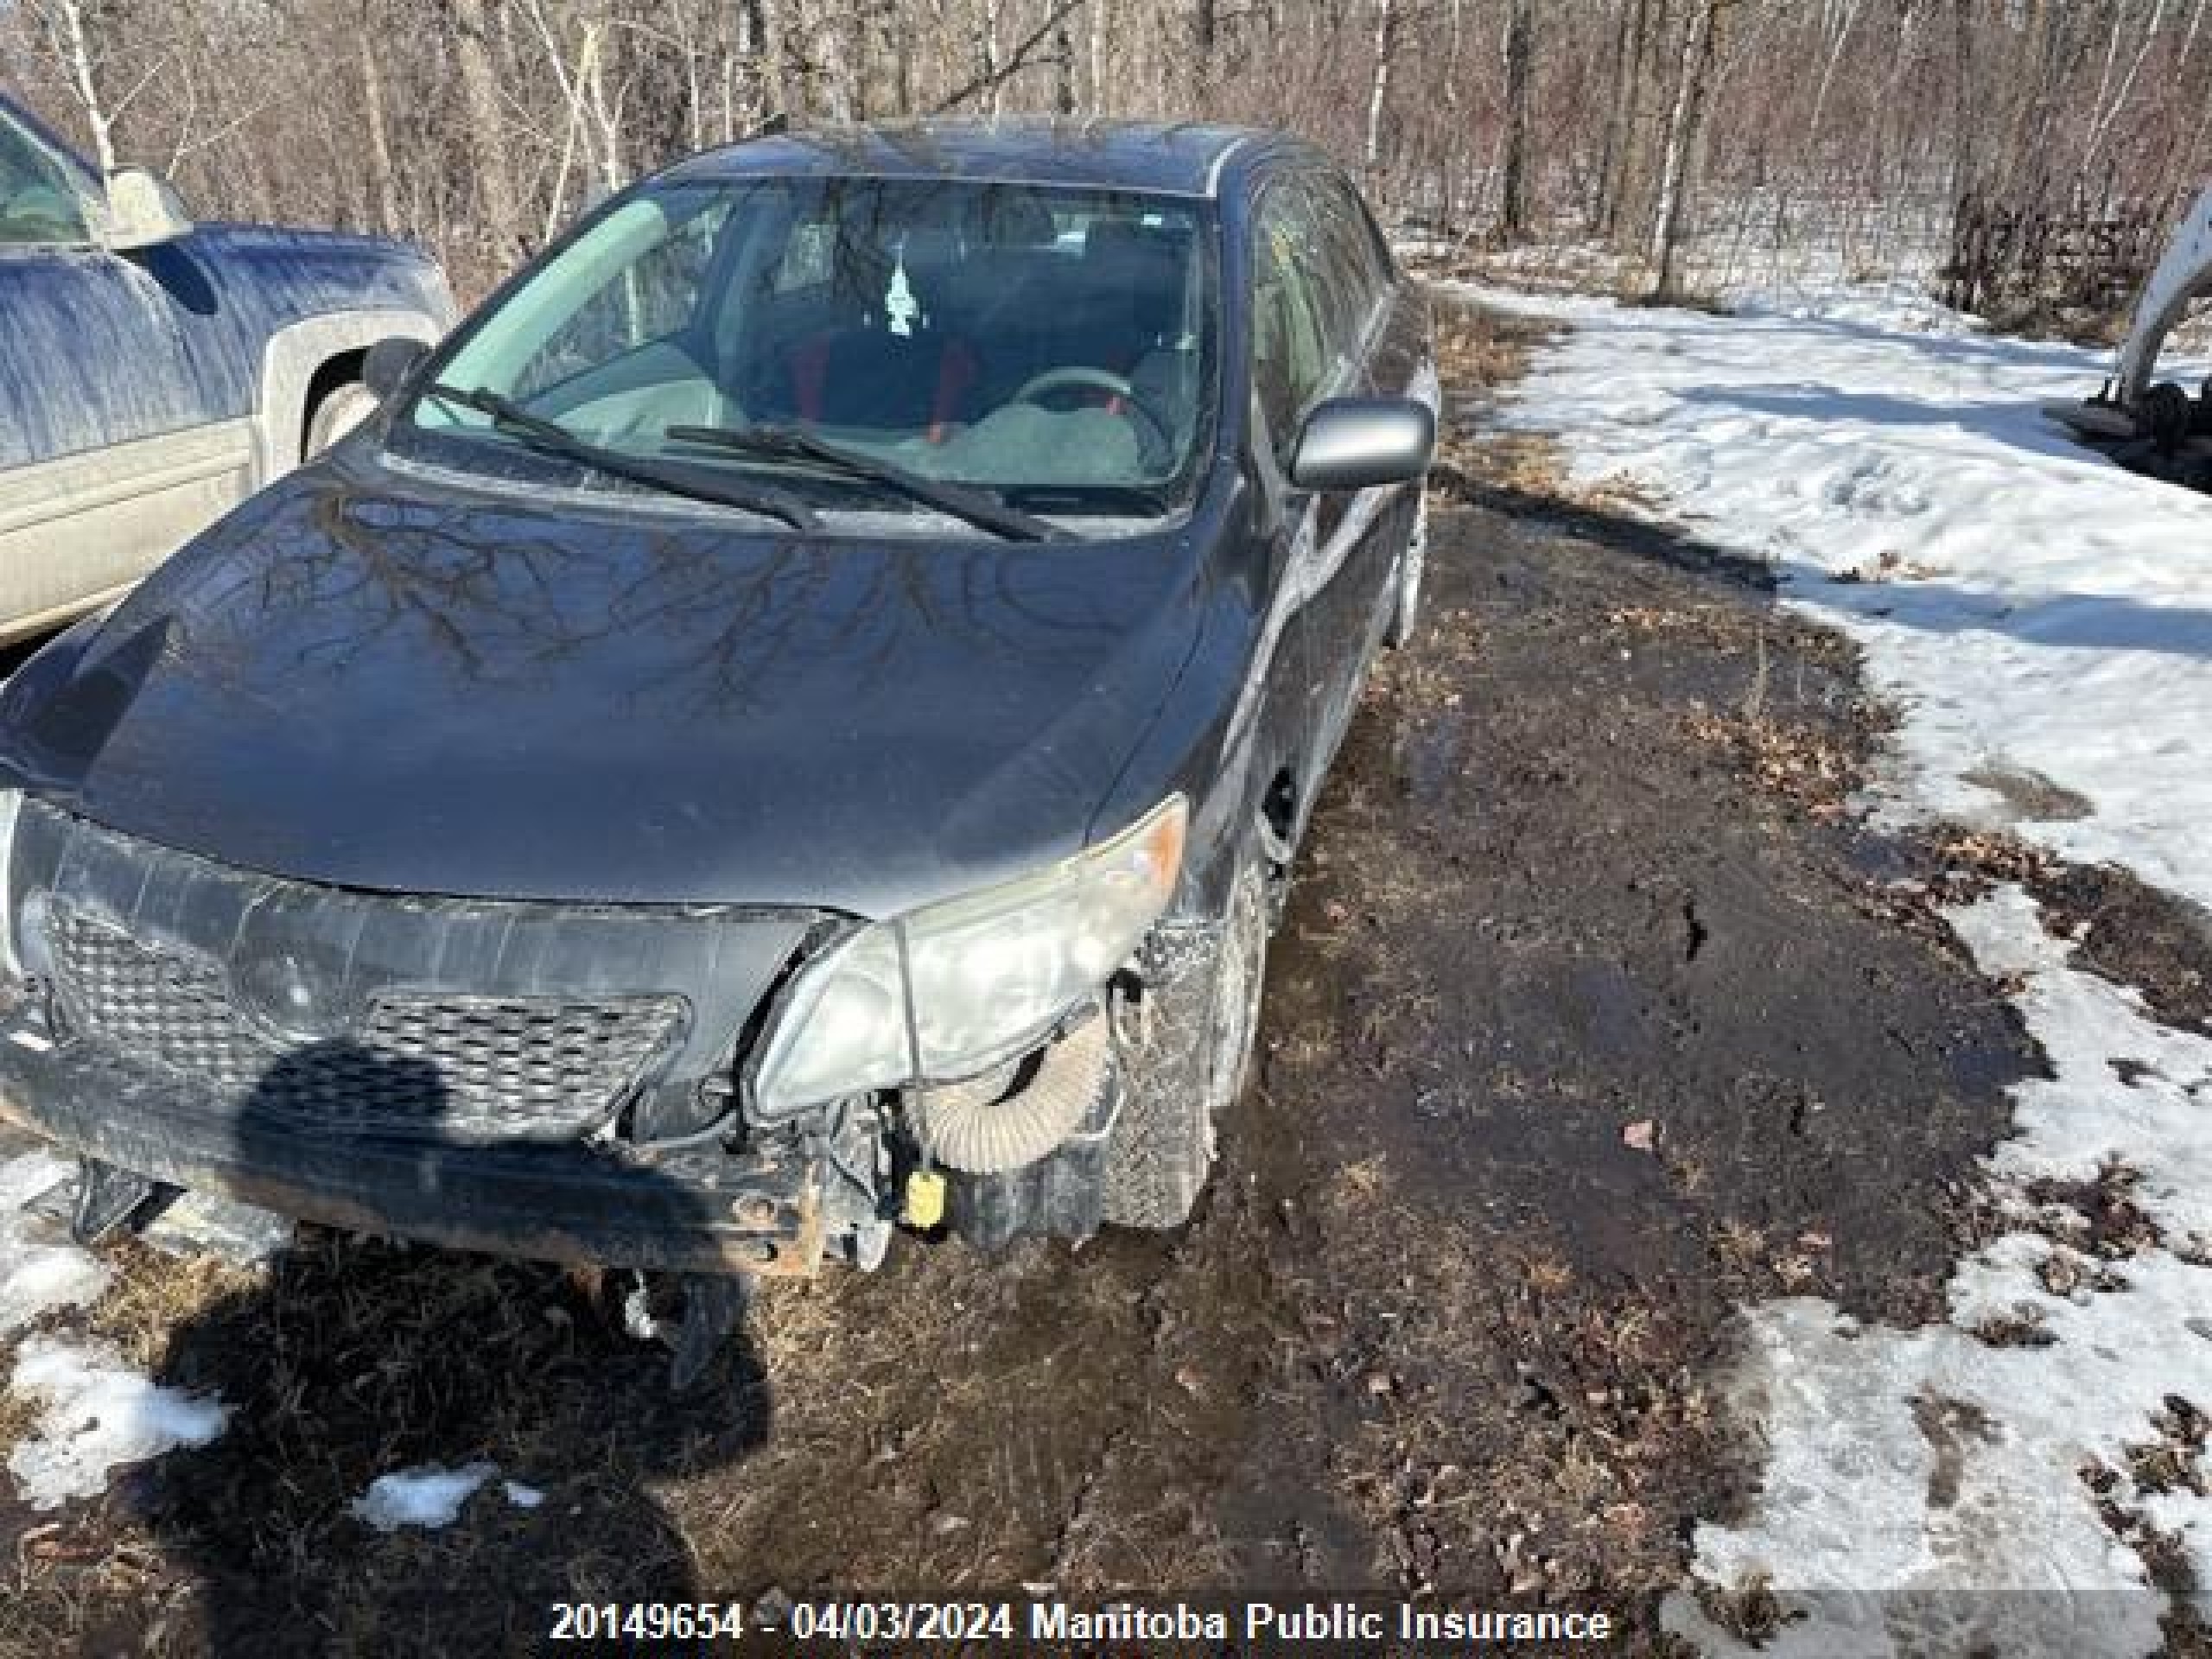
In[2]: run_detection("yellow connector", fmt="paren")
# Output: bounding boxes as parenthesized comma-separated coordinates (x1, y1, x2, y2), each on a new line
(903, 1168, 947, 1230)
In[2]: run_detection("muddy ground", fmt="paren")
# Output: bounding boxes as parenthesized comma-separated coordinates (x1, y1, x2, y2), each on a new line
(1, 308, 2063, 1656)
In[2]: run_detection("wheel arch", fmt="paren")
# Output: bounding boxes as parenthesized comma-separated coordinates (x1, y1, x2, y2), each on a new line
(300, 349, 372, 457)
(251, 307, 443, 487)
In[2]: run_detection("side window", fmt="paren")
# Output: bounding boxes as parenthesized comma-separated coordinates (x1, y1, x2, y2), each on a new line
(1313, 174, 1389, 342)
(0, 108, 92, 247)
(1287, 178, 1364, 363)
(1350, 183, 1397, 286)
(1250, 185, 1334, 460)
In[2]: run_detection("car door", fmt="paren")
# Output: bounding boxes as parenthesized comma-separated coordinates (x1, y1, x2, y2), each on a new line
(0, 99, 250, 641)
(1306, 168, 1423, 660)
(1248, 172, 1397, 813)
(1247, 176, 1338, 823)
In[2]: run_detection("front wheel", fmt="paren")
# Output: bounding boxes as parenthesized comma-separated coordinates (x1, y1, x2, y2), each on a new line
(304, 380, 380, 457)
(1102, 856, 1270, 1229)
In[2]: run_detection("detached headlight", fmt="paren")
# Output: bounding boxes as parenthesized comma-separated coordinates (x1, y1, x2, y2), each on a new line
(751, 795, 1187, 1119)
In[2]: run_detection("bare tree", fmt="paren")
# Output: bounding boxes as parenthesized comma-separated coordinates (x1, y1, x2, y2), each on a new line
(1498, 0, 1535, 238)
(28, 0, 124, 173)
(1649, 0, 1721, 299)
(1596, 0, 1653, 238)
(448, 0, 524, 266)
(1364, 0, 1397, 198)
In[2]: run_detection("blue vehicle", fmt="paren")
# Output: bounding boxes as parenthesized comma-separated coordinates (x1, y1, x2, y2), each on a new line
(0, 91, 454, 642)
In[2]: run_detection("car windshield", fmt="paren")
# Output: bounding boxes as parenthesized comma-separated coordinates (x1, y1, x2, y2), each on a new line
(398, 176, 1220, 525)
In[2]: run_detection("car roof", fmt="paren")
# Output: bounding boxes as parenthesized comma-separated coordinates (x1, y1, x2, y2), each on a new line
(661, 118, 1319, 200)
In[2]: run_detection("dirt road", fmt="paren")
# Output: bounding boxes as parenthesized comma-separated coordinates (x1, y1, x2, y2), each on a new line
(1, 308, 2040, 1656)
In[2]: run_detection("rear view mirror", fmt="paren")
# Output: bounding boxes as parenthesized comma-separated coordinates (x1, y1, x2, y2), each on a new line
(100, 166, 192, 251)
(1287, 397, 1436, 493)
(363, 336, 431, 400)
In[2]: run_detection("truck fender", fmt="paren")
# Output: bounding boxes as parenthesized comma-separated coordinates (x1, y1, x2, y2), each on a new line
(251, 307, 444, 486)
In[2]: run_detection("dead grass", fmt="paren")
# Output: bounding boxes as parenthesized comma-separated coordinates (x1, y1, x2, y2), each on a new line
(1683, 709, 1858, 815)
(1916, 829, 2063, 912)
(2034, 1246, 2129, 1298)
(86, 1242, 262, 1370)
(0, 1370, 36, 1459)
(1432, 305, 1542, 392)
(2125, 1397, 2210, 1497)
(2021, 1161, 2167, 1262)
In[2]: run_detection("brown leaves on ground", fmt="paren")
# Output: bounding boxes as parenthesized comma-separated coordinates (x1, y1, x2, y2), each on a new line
(1683, 709, 1859, 815)
(1933, 829, 2061, 892)
(2022, 1161, 2168, 1263)
(1432, 307, 1544, 393)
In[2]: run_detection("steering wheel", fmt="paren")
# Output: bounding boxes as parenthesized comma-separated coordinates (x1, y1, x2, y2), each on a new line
(1007, 365, 1174, 462)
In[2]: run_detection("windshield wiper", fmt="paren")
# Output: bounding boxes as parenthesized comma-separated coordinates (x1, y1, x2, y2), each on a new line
(422, 384, 816, 529)
(664, 423, 1062, 543)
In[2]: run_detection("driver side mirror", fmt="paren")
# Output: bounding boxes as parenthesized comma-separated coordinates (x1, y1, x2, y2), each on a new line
(99, 166, 193, 251)
(1287, 397, 1436, 493)
(362, 335, 431, 400)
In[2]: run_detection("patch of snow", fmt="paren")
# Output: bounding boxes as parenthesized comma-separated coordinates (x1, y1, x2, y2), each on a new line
(350, 1461, 498, 1532)
(346, 1463, 544, 1531)
(0, 1151, 110, 1338)
(7, 1334, 228, 1509)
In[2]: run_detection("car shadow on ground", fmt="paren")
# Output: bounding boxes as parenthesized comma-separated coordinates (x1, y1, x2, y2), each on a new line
(1429, 461, 1780, 591)
(135, 1045, 768, 1656)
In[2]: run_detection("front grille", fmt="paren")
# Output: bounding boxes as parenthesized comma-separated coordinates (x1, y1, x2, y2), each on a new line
(48, 909, 685, 1141)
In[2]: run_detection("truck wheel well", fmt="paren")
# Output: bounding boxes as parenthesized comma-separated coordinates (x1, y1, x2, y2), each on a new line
(301, 350, 370, 459)
(1259, 768, 1298, 868)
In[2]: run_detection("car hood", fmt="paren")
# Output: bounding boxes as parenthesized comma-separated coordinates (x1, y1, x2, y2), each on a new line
(0, 457, 1205, 917)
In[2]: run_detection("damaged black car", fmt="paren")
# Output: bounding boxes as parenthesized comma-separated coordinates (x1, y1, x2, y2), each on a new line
(0, 120, 1433, 1316)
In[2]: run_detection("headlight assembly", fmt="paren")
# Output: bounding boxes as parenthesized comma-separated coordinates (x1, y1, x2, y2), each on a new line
(750, 795, 1186, 1120)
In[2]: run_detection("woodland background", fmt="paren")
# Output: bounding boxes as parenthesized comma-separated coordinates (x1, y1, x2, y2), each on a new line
(4, 0, 2210, 311)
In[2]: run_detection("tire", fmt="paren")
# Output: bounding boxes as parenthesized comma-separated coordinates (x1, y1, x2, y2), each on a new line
(2142, 381, 2194, 457)
(1103, 855, 1270, 1230)
(1385, 491, 1427, 649)
(304, 379, 381, 457)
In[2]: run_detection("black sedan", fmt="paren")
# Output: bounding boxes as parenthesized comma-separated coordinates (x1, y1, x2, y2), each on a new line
(0, 120, 1433, 1336)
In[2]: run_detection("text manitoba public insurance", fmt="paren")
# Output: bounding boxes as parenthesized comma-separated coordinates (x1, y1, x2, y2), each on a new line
(1032, 1602, 1616, 1643)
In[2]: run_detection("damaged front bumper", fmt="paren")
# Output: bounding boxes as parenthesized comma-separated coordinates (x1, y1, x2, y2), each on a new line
(0, 795, 1137, 1276)
(0, 986, 825, 1275)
